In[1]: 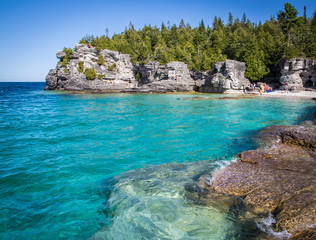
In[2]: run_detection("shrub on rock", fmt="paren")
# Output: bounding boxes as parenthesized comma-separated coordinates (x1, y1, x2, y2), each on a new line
(78, 61, 84, 73)
(108, 63, 117, 71)
(84, 68, 96, 80)
(97, 54, 105, 65)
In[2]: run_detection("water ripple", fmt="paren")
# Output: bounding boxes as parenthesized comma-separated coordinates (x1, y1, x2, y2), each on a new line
(0, 83, 315, 239)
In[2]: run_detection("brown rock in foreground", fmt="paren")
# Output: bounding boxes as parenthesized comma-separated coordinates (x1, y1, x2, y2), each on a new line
(206, 124, 316, 239)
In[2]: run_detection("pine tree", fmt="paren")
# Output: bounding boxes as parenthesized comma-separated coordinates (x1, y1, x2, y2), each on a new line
(77, 4, 316, 78)
(228, 13, 233, 27)
(179, 19, 186, 29)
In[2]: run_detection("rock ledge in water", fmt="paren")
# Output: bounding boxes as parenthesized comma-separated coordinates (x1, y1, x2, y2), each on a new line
(199, 124, 316, 239)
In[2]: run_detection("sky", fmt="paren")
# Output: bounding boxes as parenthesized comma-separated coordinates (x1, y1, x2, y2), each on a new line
(0, 0, 315, 82)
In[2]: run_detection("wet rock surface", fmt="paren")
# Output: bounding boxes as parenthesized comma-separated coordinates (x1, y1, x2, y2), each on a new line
(195, 123, 316, 239)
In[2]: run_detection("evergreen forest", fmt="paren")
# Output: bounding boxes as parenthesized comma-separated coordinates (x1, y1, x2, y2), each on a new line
(79, 3, 316, 81)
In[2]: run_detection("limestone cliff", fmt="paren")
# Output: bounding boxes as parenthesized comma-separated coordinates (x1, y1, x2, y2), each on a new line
(279, 58, 316, 92)
(45, 44, 250, 93)
(136, 61, 196, 92)
(198, 60, 250, 93)
(45, 44, 137, 91)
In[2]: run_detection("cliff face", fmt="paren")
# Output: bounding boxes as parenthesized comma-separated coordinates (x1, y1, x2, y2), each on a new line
(198, 60, 250, 93)
(279, 58, 316, 92)
(45, 44, 250, 93)
(136, 61, 196, 92)
(45, 44, 137, 91)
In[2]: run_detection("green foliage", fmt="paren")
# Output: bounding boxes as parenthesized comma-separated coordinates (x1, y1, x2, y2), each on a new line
(61, 57, 68, 67)
(97, 54, 105, 65)
(78, 61, 84, 73)
(245, 55, 269, 80)
(108, 63, 117, 71)
(63, 48, 74, 56)
(61, 48, 74, 66)
(135, 72, 142, 81)
(307, 11, 316, 58)
(98, 74, 105, 79)
(84, 68, 96, 80)
(79, 35, 95, 45)
(64, 68, 70, 74)
(277, 3, 299, 30)
(77, 4, 316, 80)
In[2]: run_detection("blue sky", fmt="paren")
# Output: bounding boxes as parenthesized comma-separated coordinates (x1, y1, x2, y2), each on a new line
(0, 0, 315, 82)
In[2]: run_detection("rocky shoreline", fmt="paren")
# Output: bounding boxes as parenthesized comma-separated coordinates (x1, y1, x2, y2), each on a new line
(45, 44, 250, 93)
(45, 45, 316, 94)
(190, 117, 316, 239)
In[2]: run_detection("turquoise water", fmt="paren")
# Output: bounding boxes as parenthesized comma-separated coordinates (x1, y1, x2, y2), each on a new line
(0, 82, 315, 239)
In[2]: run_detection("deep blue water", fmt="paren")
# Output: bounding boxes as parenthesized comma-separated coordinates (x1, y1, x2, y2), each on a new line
(0, 82, 315, 239)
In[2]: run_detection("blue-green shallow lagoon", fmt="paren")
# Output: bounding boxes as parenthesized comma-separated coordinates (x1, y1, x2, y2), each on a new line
(0, 82, 315, 239)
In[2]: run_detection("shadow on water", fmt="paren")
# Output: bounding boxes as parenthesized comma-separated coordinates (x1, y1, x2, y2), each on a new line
(294, 104, 316, 124)
(97, 177, 119, 228)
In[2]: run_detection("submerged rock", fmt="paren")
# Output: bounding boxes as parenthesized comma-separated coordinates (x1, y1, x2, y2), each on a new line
(90, 161, 243, 240)
(198, 124, 316, 239)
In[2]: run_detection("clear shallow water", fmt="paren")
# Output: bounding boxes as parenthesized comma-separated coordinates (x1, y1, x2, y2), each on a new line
(91, 161, 238, 240)
(0, 82, 315, 239)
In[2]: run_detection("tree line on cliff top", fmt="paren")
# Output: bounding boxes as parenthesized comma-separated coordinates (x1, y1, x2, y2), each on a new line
(78, 3, 316, 81)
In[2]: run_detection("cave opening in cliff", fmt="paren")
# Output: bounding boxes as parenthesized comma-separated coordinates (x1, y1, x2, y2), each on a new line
(304, 79, 313, 88)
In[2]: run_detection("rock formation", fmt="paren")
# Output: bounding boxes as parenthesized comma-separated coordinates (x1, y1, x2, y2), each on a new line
(45, 44, 137, 92)
(135, 61, 196, 92)
(279, 58, 316, 92)
(45, 45, 250, 93)
(199, 60, 251, 93)
(195, 122, 316, 239)
(46, 45, 316, 93)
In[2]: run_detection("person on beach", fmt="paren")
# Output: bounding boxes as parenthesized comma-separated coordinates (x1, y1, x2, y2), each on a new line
(265, 83, 272, 92)
(260, 84, 264, 95)
(285, 83, 289, 93)
(265, 83, 269, 92)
